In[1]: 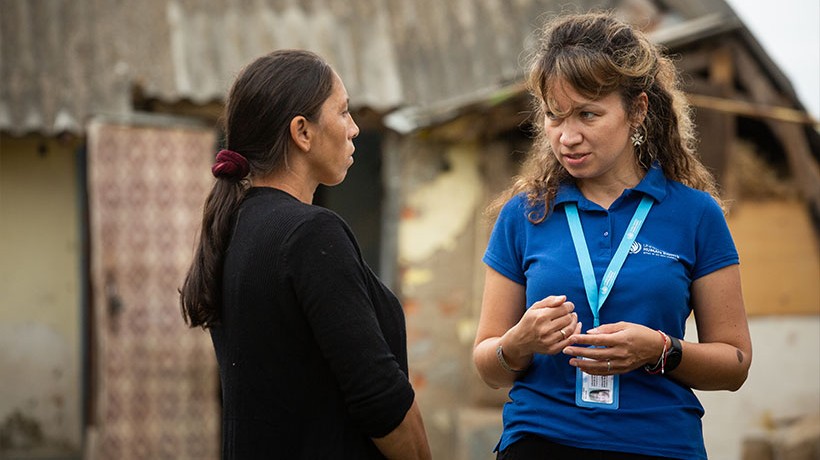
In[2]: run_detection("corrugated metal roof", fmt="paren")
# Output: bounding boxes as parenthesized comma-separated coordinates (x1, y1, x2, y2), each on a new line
(0, 0, 769, 136)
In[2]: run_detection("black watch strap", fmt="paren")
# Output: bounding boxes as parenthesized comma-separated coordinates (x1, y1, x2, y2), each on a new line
(665, 336, 683, 373)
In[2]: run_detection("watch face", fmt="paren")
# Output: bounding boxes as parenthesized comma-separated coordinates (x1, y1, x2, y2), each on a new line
(667, 349, 681, 362)
(666, 336, 683, 371)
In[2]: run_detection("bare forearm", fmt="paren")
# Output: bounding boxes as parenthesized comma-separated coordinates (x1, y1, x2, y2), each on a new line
(668, 340, 751, 391)
(681, 265, 752, 391)
(372, 400, 431, 460)
(474, 336, 531, 389)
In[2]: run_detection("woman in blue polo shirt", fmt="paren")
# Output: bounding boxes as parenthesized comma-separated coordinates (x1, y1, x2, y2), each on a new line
(473, 12, 752, 459)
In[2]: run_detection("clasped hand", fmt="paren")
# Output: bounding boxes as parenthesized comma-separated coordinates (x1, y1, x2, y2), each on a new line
(562, 322, 662, 375)
(505, 295, 581, 357)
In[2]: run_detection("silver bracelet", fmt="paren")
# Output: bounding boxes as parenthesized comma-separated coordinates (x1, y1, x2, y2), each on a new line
(496, 344, 527, 373)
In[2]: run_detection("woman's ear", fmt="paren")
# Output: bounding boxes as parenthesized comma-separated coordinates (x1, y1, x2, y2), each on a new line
(632, 92, 649, 125)
(290, 116, 311, 153)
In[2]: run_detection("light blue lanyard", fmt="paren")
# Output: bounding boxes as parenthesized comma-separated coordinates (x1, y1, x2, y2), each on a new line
(565, 195, 654, 328)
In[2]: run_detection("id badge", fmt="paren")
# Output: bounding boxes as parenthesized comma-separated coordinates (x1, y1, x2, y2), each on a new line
(575, 361, 619, 410)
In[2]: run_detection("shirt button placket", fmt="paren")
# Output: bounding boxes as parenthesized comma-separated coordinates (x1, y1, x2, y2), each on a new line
(599, 213, 613, 256)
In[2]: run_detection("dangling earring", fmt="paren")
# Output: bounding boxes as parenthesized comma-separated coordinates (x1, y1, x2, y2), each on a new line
(630, 127, 645, 147)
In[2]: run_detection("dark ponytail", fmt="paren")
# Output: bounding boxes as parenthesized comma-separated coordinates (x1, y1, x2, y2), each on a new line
(180, 50, 335, 328)
(181, 179, 246, 327)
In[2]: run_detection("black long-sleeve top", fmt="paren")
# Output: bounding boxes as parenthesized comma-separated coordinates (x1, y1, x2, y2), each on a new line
(210, 187, 414, 459)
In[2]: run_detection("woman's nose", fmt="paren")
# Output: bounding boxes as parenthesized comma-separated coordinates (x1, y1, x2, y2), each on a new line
(559, 127, 582, 146)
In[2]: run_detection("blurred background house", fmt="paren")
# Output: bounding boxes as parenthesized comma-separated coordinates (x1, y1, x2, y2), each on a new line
(1, 0, 818, 459)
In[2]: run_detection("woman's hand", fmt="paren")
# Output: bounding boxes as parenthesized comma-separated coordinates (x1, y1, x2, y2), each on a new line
(474, 268, 580, 389)
(563, 266, 753, 391)
(504, 295, 580, 357)
(562, 322, 664, 375)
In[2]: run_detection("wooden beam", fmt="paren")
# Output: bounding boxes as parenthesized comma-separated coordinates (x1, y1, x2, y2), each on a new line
(709, 45, 735, 87)
(686, 93, 820, 127)
(733, 46, 820, 220)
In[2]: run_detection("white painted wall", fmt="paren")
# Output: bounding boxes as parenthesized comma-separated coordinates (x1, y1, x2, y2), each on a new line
(694, 316, 820, 459)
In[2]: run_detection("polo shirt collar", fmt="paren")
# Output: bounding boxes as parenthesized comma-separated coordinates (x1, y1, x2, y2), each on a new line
(554, 162, 668, 210)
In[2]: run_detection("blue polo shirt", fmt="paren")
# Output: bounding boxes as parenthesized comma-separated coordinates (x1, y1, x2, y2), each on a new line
(484, 165, 738, 459)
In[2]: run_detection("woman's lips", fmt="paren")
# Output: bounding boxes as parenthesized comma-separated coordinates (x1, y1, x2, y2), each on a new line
(563, 152, 590, 165)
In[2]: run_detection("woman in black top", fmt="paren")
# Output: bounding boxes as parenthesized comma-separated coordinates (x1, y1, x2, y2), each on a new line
(180, 50, 431, 459)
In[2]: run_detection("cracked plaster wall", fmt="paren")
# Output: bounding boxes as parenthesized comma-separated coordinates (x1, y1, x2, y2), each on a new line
(395, 139, 518, 458)
(0, 136, 82, 456)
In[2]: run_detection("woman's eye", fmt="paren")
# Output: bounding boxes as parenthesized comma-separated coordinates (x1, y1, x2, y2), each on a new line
(580, 111, 596, 120)
(545, 112, 558, 120)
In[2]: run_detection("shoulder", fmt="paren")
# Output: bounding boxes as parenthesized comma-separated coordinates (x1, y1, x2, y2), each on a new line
(663, 180, 722, 213)
(497, 193, 534, 221)
(659, 181, 728, 238)
(239, 189, 353, 244)
(289, 206, 352, 243)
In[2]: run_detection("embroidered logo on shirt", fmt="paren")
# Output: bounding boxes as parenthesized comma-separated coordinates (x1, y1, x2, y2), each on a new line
(630, 241, 680, 260)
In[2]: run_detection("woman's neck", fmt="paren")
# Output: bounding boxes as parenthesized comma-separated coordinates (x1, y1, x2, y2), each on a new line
(577, 166, 644, 209)
(252, 169, 316, 204)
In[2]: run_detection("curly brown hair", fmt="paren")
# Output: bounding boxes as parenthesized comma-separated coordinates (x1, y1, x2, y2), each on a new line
(488, 12, 721, 222)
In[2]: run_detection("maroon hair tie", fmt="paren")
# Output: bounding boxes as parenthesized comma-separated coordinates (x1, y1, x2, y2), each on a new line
(211, 149, 250, 180)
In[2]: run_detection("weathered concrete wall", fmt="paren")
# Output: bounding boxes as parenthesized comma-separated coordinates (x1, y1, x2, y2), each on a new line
(397, 140, 484, 457)
(0, 135, 83, 457)
(395, 133, 521, 458)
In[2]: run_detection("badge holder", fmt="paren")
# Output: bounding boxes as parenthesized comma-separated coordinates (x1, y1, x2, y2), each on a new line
(575, 358, 619, 410)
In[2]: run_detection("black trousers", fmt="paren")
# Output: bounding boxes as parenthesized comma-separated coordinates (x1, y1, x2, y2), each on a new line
(497, 434, 675, 460)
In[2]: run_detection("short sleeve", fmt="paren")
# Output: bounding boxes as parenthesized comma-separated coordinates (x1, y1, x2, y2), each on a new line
(285, 210, 414, 438)
(692, 195, 739, 279)
(483, 195, 528, 285)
